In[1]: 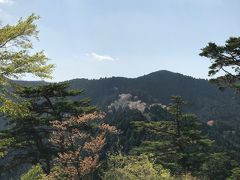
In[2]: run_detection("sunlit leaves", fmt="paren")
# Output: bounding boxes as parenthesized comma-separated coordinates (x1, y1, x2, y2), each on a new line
(0, 14, 54, 117)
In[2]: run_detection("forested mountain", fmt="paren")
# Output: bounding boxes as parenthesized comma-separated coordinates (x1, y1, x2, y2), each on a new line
(1, 70, 240, 179)
(2, 70, 239, 141)
(1, 70, 238, 129)
(66, 70, 240, 125)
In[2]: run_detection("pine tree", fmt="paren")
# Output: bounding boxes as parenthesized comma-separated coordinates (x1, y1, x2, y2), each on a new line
(0, 82, 95, 174)
(132, 96, 213, 175)
(200, 37, 240, 92)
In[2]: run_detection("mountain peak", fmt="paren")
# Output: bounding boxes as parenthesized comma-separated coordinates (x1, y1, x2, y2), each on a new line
(137, 70, 186, 79)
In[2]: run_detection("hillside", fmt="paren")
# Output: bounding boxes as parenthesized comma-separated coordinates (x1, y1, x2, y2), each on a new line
(1, 70, 239, 130)
(1, 70, 240, 179)
(67, 70, 240, 124)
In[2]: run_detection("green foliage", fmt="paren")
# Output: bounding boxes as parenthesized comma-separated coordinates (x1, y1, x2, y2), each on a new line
(0, 14, 54, 117)
(0, 82, 96, 175)
(228, 167, 240, 180)
(132, 96, 213, 175)
(200, 37, 240, 91)
(0, 136, 15, 157)
(0, 14, 54, 79)
(20, 164, 46, 180)
(201, 153, 234, 180)
(105, 108, 146, 153)
(103, 154, 173, 180)
(149, 104, 171, 121)
(45, 165, 70, 180)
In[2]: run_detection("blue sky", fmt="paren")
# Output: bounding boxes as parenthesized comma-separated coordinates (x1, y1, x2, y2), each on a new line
(0, 0, 239, 81)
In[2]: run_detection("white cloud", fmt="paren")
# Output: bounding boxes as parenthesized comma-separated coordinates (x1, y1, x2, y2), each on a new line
(0, 0, 14, 5)
(87, 52, 118, 62)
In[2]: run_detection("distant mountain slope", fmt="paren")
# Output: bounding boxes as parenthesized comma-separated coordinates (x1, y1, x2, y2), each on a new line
(1, 70, 239, 130)
(67, 70, 240, 124)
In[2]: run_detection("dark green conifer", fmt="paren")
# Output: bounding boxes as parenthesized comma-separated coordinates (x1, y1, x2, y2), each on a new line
(132, 96, 213, 175)
(0, 82, 95, 174)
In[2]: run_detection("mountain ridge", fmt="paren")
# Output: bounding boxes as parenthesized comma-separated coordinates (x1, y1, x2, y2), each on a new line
(1, 70, 239, 129)
(62, 70, 239, 125)
(65, 70, 207, 82)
